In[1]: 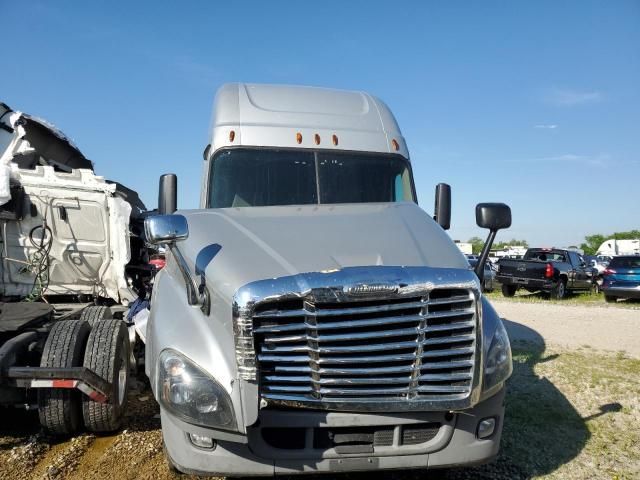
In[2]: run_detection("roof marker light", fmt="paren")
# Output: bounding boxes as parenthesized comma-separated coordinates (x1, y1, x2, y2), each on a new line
(392, 139, 399, 151)
(332, 134, 339, 146)
(229, 130, 235, 142)
(314, 134, 321, 145)
(296, 132, 303, 144)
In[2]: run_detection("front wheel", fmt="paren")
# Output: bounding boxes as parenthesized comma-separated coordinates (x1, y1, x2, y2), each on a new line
(501, 284, 517, 297)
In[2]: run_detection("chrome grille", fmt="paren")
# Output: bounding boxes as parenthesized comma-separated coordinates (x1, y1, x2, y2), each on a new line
(252, 288, 477, 408)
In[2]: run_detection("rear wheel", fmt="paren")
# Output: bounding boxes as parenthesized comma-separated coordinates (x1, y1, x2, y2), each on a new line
(605, 295, 617, 303)
(501, 284, 517, 297)
(552, 279, 567, 300)
(82, 319, 130, 432)
(38, 320, 90, 435)
(80, 306, 112, 326)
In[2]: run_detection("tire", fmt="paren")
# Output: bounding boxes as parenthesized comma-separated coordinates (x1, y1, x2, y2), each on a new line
(38, 320, 90, 435)
(484, 279, 494, 293)
(80, 306, 112, 326)
(593, 276, 604, 294)
(82, 319, 130, 432)
(605, 295, 617, 303)
(552, 278, 567, 300)
(501, 284, 517, 297)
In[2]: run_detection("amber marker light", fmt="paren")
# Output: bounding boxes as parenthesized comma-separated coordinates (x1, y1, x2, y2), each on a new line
(392, 139, 399, 151)
(314, 134, 321, 145)
(229, 130, 235, 142)
(296, 132, 303, 144)
(332, 134, 339, 146)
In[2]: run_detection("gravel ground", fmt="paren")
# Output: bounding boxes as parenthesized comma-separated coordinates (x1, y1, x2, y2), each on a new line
(0, 302, 637, 479)
(493, 300, 640, 358)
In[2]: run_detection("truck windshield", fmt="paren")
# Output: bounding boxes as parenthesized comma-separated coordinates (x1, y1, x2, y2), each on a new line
(208, 148, 415, 208)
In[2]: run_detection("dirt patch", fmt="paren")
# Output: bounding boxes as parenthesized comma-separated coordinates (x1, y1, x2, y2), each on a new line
(492, 300, 640, 357)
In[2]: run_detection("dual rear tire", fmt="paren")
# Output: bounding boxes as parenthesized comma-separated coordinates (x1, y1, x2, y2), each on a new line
(38, 310, 129, 435)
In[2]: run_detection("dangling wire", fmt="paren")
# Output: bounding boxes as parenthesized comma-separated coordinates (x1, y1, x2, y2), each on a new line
(24, 222, 53, 302)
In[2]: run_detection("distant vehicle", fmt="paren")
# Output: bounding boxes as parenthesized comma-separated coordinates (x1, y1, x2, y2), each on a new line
(468, 259, 496, 292)
(455, 241, 473, 255)
(597, 239, 640, 257)
(602, 256, 640, 303)
(465, 254, 479, 262)
(584, 255, 610, 291)
(489, 245, 527, 260)
(496, 248, 597, 299)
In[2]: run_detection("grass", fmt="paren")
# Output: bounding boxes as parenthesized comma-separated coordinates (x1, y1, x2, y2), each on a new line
(484, 286, 640, 309)
(454, 343, 640, 479)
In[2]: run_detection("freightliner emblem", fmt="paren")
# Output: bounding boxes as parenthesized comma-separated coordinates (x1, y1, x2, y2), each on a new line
(344, 283, 399, 296)
(517, 263, 526, 272)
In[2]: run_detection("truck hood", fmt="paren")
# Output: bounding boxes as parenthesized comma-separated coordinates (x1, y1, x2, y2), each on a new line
(177, 202, 469, 303)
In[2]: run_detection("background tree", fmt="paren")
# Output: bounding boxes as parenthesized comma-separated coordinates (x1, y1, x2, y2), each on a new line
(467, 236, 484, 254)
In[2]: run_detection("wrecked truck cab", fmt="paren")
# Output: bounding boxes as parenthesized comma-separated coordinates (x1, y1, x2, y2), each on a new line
(146, 83, 513, 476)
(0, 102, 152, 434)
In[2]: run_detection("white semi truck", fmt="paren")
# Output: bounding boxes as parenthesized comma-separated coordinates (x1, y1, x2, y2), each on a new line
(145, 83, 513, 476)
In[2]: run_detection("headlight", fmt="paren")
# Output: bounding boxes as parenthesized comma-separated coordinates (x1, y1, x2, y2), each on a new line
(483, 320, 513, 395)
(158, 349, 237, 431)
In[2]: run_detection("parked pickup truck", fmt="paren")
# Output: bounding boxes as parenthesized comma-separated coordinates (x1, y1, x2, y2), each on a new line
(143, 83, 513, 477)
(496, 248, 596, 299)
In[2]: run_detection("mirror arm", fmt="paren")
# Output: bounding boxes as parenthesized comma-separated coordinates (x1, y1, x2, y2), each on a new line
(475, 229, 498, 281)
(168, 243, 210, 314)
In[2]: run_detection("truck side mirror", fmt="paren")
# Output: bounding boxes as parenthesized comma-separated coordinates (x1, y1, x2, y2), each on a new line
(433, 183, 451, 230)
(144, 214, 207, 312)
(476, 203, 512, 230)
(158, 173, 178, 215)
(145, 214, 189, 245)
(474, 203, 512, 281)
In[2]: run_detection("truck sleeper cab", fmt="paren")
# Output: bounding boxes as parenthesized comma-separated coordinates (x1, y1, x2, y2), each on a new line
(145, 83, 513, 476)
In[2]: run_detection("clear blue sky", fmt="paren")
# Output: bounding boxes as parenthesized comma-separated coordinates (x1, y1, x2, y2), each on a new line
(2, 1, 638, 246)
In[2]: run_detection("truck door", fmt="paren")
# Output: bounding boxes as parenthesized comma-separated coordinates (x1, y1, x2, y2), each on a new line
(576, 254, 592, 289)
(568, 252, 589, 289)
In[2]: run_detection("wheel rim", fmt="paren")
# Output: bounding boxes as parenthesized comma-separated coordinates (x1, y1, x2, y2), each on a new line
(559, 283, 565, 297)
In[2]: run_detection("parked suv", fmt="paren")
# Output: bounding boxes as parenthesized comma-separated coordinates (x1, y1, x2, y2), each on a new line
(602, 256, 640, 303)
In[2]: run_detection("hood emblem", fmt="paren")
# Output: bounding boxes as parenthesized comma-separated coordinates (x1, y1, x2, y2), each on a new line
(344, 282, 399, 296)
(517, 263, 526, 272)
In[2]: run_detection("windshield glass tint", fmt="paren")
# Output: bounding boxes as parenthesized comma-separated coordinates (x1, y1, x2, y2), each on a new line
(208, 149, 415, 208)
(609, 257, 640, 268)
(524, 250, 567, 262)
(317, 152, 414, 204)
(209, 150, 316, 208)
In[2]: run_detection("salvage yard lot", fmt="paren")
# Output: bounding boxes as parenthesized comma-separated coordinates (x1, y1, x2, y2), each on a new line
(0, 302, 638, 480)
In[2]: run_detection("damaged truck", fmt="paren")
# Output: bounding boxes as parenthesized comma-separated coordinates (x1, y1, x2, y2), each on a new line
(145, 83, 514, 475)
(0, 102, 151, 433)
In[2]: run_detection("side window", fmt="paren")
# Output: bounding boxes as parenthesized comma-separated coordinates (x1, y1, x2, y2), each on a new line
(568, 252, 579, 266)
(394, 174, 403, 201)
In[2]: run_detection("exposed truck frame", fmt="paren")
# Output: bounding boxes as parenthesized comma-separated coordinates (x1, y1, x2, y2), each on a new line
(145, 83, 513, 476)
